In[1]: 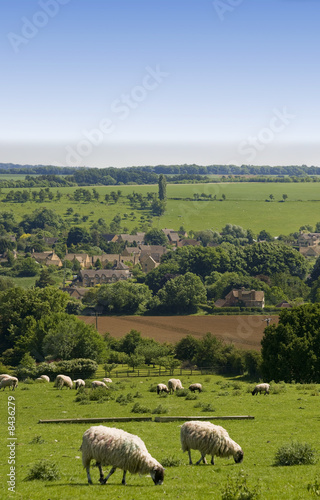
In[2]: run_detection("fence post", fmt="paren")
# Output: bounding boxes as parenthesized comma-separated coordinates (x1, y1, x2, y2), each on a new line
(138, 370, 139, 377)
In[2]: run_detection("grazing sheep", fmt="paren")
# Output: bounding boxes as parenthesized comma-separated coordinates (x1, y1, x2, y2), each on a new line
(252, 383, 270, 396)
(91, 380, 107, 389)
(103, 378, 112, 384)
(40, 375, 50, 382)
(157, 383, 169, 395)
(81, 425, 164, 486)
(189, 383, 202, 393)
(0, 374, 11, 381)
(180, 420, 244, 466)
(54, 374, 73, 390)
(0, 376, 18, 391)
(168, 378, 184, 394)
(74, 379, 86, 389)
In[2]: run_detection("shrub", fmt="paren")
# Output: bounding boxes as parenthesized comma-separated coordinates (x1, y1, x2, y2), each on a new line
(152, 404, 168, 414)
(185, 393, 198, 400)
(149, 384, 158, 392)
(24, 460, 60, 481)
(131, 402, 151, 413)
(161, 455, 183, 467)
(175, 388, 189, 397)
(221, 470, 260, 500)
(274, 442, 317, 466)
(307, 477, 320, 496)
(29, 435, 44, 444)
(36, 358, 98, 379)
(194, 402, 215, 412)
(89, 387, 110, 402)
(116, 393, 133, 405)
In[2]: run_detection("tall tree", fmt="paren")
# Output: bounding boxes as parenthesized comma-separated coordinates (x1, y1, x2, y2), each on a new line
(158, 174, 167, 201)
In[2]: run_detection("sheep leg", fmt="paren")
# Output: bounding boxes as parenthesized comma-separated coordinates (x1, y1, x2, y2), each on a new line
(211, 456, 215, 465)
(195, 454, 206, 465)
(122, 470, 127, 485)
(86, 466, 93, 485)
(188, 450, 193, 465)
(102, 466, 116, 484)
(97, 463, 105, 484)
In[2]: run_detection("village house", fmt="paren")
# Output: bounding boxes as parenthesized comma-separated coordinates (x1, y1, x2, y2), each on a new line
(297, 232, 320, 247)
(31, 250, 63, 267)
(117, 232, 145, 245)
(215, 288, 265, 308)
(177, 238, 201, 247)
(64, 253, 92, 268)
(78, 269, 132, 287)
(162, 228, 180, 245)
(139, 245, 167, 263)
(140, 254, 159, 273)
(299, 246, 320, 258)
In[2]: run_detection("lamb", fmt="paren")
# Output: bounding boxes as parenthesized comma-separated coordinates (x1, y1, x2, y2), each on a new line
(168, 378, 184, 394)
(39, 375, 50, 382)
(180, 420, 244, 466)
(103, 378, 112, 384)
(189, 383, 202, 393)
(157, 383, 169, 395)
(252, 383, 270, 395)
(0, 376, 18, 391)
(74, 379, 86, 389)
(81, 425, 164, 486)
(54, 374, 73, 389)
(91, 380, 107, 389)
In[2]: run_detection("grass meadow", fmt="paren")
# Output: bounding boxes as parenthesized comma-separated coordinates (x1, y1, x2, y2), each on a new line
(1, 373, 320, 499)
(2, 182, 320, 235)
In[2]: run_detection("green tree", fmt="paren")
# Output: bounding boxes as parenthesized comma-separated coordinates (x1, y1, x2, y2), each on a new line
(83, 282, 152, 315)
(127, 353, 145, 371)
(282, 194, 288, 201)
(144, 228, 167, 246)
(158, 174, 167, 201)
(14, 257, 39, 277)
(35, 268, 55, 288)
(261, 304, 320, 382)
(156, 272, 207, 313)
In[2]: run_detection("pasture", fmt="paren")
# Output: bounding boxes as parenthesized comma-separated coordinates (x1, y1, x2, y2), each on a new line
(0, 375, 319, 499)
(2, 182, 320, 235)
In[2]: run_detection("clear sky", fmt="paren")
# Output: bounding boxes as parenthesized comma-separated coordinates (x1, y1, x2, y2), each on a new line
(0, 0, 319, 168)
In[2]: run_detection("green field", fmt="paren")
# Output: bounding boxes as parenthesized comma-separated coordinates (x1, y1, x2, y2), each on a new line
(2, 182, 320, 235)
(1, 375, 320, 499)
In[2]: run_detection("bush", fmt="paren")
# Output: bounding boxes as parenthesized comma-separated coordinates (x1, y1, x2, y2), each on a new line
(29, 435, 44, 444)
(161, 455, 183, 467)
(274, 442, 317, 466)
(221, 471, 260, 499)
(36, 358, 98, 379)
(175, 388, 189, 397)
(152, 404, 168, 414)
(89, 387, 111, 402)
(131, 402, 151, 413)
(185, 393, 198, 400)
(194, 402, 215, 412)
(24, 460, 60, 481)
(307, 477, 320, 496)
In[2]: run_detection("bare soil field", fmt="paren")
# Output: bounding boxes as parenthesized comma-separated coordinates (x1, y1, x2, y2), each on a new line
(79, 315, 279, 351)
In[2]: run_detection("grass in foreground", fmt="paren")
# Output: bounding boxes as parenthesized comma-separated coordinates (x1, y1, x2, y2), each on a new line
(0, 375, 320, 499)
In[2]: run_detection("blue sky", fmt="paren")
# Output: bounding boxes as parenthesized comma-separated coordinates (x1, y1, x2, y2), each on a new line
(0, 0, 319, 167)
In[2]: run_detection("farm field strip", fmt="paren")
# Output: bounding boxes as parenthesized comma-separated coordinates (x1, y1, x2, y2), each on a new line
(80, 315, 278, 351)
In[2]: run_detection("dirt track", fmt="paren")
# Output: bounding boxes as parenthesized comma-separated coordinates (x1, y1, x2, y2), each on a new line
(79, 315, 279, 351)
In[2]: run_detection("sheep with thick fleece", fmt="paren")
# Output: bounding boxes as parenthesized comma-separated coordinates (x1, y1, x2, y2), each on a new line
(40, 375, 50, 382)
(0, 376, 18, 391)
(0, 374, 11, 381)
(189, 383, 202, 393)
(81, 425, 164, 486)
(54, 374, 73, 389)
(74, 379, 85, 389)
(180, 420, 244, 466)
(157, 383, 169, 395)
(103, 378, 112, 384)
(91, 380, 107, 389)
(252, 383, 270, 395)
(168, 378, 184, 394)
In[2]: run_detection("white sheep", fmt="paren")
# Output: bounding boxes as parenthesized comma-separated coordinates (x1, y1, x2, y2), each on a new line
(0, 374, 11, 381)
(40, 375, 50, 382)
(0, 376, 18, 391)
(157, 383, 169, 395)
(54, 374, 73, 389)
(91, 380, 107, 389)
(74, 379, 86, 389)
(180, 420, 244, 466)
(81, 425, 164, 486)
(103, 378, 112, 384)
(168, 378, 184, 394)
(252, 383, 270, 395)
(189, 383, 202, 393)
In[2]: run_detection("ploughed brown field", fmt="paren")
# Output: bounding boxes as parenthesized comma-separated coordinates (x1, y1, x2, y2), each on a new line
(79, 315, 279, 351)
